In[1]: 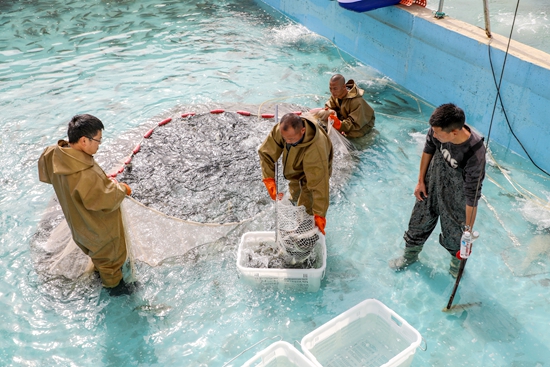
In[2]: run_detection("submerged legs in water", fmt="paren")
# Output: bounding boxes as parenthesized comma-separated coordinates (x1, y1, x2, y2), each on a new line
(389, 245, 462, 278)
(389, 244, 422, 271)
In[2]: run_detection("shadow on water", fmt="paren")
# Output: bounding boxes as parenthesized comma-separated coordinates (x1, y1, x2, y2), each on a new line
(412, 263, 550, 365)
(31, 265, 162, 365)
(100, 293, 160, 366)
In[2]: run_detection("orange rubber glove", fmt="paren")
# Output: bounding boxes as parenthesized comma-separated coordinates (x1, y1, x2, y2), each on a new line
(262, 178, 277, 200)
(121, 183, 132, 196)
(314, 214, 326, 235)
(328, 112, 342, 131)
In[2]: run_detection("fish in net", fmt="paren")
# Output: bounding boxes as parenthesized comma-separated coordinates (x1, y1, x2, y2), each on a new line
(304, 109, 356, 156)
(276, 195, 321, 267)
(32, 103, 357, 282)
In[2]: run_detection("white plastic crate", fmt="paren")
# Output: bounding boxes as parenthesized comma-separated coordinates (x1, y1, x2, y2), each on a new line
(236, 231, 326, 293)
(242, 341, 317, 367)
(300, 299, 422, 367)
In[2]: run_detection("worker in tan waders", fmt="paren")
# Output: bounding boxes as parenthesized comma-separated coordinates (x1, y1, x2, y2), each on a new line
(258, 112, 333, 235)
(320, 73, 376, 138)
(38, 114, 135, 296)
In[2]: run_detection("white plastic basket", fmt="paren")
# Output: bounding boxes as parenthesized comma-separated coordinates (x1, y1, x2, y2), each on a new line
(300, 299, 422, 367)
(242, 341, 317, 367)
(236, 231, 326, 293)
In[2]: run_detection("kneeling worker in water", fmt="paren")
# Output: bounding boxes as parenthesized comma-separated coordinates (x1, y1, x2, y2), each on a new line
(312, 74, 376, 138)
(38, 114, 134, 295)
(390, 103, 486, 277)
(258, 113, 333, 235)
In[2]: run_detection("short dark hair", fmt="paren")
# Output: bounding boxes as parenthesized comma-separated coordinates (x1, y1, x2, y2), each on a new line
(280, 113, 304, 132)
(429, 103, 465, 132)
(67, 114, 104, 144)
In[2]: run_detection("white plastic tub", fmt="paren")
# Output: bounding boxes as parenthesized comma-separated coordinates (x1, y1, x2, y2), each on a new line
(300, 299, 422, 367)
(236, 231, 326, 293)
(242, 341, 317, 367)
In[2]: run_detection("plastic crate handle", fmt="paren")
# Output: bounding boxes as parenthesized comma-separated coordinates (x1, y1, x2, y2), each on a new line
(420, 336, 428, 351)
(223, 335, 282, 367)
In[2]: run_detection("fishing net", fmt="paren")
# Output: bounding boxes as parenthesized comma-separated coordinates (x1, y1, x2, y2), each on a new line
(32, 202, 96, 280)
(31, 103, 358, 282)
(306, 109, 356, 155)
(275, 195, 321, 267)
(399, 0, 427, 7)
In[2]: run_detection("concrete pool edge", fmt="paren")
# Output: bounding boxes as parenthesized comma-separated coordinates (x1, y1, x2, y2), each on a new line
(259, 0, 550, 174)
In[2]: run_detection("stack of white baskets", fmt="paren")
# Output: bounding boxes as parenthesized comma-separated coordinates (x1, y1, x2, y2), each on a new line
(237, 299, 423, 367)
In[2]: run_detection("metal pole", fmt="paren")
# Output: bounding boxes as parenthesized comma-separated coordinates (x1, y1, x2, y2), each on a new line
(434, 0, 445, 19)
(274, 105, 279, 245)
(483, 0, 492, 38)
(445, 258, 466, 310)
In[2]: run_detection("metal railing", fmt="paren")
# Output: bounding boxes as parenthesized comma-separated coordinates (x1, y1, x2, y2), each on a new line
(435, 0, 492, 38)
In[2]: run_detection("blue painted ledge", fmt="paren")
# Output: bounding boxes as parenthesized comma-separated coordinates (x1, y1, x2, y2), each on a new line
(260, 0, 550, 174)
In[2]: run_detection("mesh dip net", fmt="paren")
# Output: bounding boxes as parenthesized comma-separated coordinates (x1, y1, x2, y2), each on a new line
(275, 195, 321, 267)
(31, 103, 358, 281)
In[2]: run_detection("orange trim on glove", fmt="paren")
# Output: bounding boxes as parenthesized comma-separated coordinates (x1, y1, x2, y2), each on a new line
(328, 112, 342, 131)
(262, 177, 277, 200)
(314, 214, 326, 235)
(121, 183, 132, 196)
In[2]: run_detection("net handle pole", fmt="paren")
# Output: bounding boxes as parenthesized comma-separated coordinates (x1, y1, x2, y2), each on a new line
(274, 105, 279, 244)
(445, 258, 467, 310)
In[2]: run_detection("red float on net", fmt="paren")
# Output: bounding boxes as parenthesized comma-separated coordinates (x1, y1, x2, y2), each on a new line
(119, 108, 287, 175)
(158, 118, 172, 126)
(144, 129, 154, 138)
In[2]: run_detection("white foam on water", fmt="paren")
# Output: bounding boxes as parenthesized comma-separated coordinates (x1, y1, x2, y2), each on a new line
(519, 192, 550, 230)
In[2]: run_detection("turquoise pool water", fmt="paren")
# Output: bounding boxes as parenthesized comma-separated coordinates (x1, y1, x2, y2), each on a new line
(1, 1, 550, 366)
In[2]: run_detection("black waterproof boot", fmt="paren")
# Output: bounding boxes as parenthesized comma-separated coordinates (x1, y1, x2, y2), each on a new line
(107, 279, 139, 297)
(389, 245, 423, 271)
